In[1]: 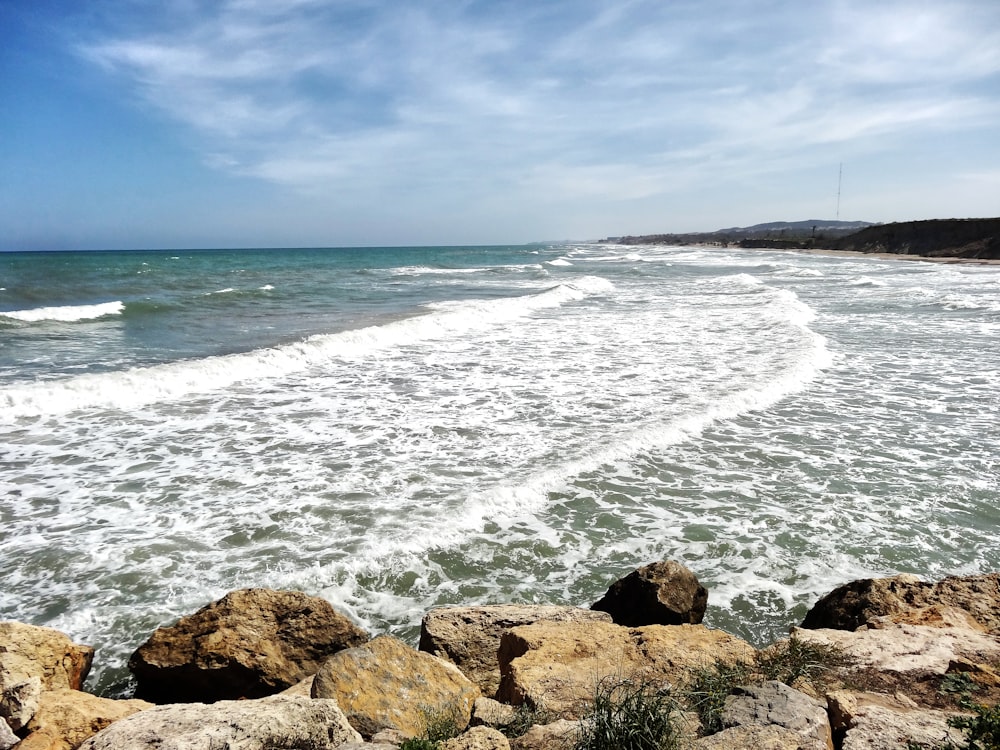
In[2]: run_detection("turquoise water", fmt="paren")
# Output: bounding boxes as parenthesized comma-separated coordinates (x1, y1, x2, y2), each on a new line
(1, 244, 998, 696)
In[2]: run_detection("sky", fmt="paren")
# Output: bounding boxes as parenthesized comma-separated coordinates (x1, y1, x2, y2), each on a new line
(1, 0, 999, 250)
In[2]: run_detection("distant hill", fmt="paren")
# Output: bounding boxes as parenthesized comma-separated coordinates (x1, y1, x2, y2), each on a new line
(602, 219, 870, 247)
(602, 218, 1000, 259)
(829, 218, 1000, 259)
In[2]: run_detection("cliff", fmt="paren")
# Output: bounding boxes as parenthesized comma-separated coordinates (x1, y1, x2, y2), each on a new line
(828, 218, 1000, 259)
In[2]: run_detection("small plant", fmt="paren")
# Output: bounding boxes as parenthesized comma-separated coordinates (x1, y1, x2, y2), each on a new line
(400, 740, 439, 750)
(502, 702, 551, 739)
(757, 634, 849, 686)
(948, 701, 1000, 750)
(940, 672, 983, 700)
(685, 661, 754, 735)
(685, 635, 848, 735)
(574, 674, 679, 750)
(399, 705, 463, 750)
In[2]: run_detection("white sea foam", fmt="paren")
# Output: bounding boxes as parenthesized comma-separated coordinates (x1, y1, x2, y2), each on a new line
(547, 258, 573, 267)
(0, 278, 613, 420)
(0, 301, 125, 323)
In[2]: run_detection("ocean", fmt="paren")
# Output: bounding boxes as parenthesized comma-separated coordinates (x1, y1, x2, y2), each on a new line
(1, 243, 998, 696)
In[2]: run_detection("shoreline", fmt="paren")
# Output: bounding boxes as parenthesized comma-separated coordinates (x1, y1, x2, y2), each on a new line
(790, 246, 1000, 266)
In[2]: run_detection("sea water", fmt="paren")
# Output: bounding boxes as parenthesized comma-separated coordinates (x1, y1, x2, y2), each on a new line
(1, 244, 998, 696)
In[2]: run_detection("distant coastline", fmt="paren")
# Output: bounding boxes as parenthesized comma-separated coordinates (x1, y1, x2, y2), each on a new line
(602, 217, 1000, 263)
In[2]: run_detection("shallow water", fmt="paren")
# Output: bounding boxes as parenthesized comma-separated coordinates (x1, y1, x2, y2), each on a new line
(1, 244, 998, 696)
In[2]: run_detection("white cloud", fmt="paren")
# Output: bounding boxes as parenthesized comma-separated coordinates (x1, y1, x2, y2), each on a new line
(77, 0, 1000, 221)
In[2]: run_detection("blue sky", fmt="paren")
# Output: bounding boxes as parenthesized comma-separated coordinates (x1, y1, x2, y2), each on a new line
(2, 0, 999, 249)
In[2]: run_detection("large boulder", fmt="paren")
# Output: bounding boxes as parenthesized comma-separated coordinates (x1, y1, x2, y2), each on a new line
(311, 635, 480, 739)
(24, 689, 152, 750)
(826, 690, 966, 750)
(419, 605, 612, 696)
(129, 588, 369, 703)
(721, 681, 832, 750)
(591, 561, 708, 626)
(1, 675, 41, 731)
(693, 724, 819, 749)
(77, 695, 360, 750)
(801, 574, 1000, 633)
(790, 624, 1000, 678)
(509, 720, 578, 750)
(441, 726, 510, 750)
(497, 621, 754, 719)
(0, 622, 94, 692)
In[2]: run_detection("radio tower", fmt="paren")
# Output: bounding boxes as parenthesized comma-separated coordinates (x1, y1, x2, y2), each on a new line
(836, 163, 843, 221)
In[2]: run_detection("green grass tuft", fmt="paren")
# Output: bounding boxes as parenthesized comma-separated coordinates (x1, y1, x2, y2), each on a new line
(574, 674, 679, 750)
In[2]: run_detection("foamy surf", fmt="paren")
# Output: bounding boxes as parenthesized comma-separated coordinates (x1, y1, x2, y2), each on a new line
(0, 301, 124, 323)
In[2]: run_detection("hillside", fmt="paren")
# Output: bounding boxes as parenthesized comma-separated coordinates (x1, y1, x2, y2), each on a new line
(603, 218, 1000, 259)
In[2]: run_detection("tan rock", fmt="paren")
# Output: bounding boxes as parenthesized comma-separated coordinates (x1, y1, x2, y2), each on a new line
(25, 689, 152, 750)
(441, 726, 510, 750)
(471, 697, 517, 728)
(694, 724, 819, 749)
(791, 624, 1000, 676)
(509, 719, 578, 750)
(826, 690, 966, 750)
(15, 731, 63, 750)
(419, 605, 611, 697)
(311, 635, 480, 739)
(801, 574, 1000, 633)
(591, 560, 708, 627)
(77, 695, 360, 750)
(0, 622, 94, 692)
(496, 621, 754, 719)
(129, 588, 368, 703)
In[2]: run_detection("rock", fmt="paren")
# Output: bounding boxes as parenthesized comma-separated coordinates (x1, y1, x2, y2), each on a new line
(279, 674, 314, 696)
(0, 622, 94, 692)
(371, 728, 409, 745)
(721, 681, 833, 750)
(24, 689, 152, 750)
(441, 726, 510, 750)
(471, 697, 517, 728)
(801, 574, 1000, 633)
(129, 588, 369, 703)
(591, 560, 708, 626)
(826, 690, 966, 750)
(419, 605, 612, 696)
(497, 621, 754, 719)
(1, 675, 41, 731)
(77, 695, 361, 750)
(15, 731, 63, 750)
(0, 719, 17, 750)
(508, 719, 578, 750)
(311, 635, 480, 739)
(791, 624, 1000, 677)
(694, 724, 819, 749)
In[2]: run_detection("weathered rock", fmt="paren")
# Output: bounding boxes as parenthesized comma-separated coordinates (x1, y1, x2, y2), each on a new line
(311, 635, 480, 739)
(509, 719, 578, 750)
(721, 681, 832, 750)
(694, 724, 818, 749)
(0, 622, 94, 692)
(591, 560, 708, 626)
(371, 728, 409, 745)
(77, 695, 361, 750)
(129, 588, 369, 703)
(0, 719, 17, 750)
(826, 690, 966, 750)
(497, 621, 754, 718)
(15, 731, 62, 750)
(25, 689, 152, 750)
(441, 726, 510, 750)
(791, 624, 1000, 677)
(419, 605, 612, 696)
(801, 574, 1000, 633)
(471, 697, 517, 728)
(1, 675, 41, 731)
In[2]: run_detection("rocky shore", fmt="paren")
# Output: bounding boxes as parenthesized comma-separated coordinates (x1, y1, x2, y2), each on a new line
(3, 563, 1000, 750)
